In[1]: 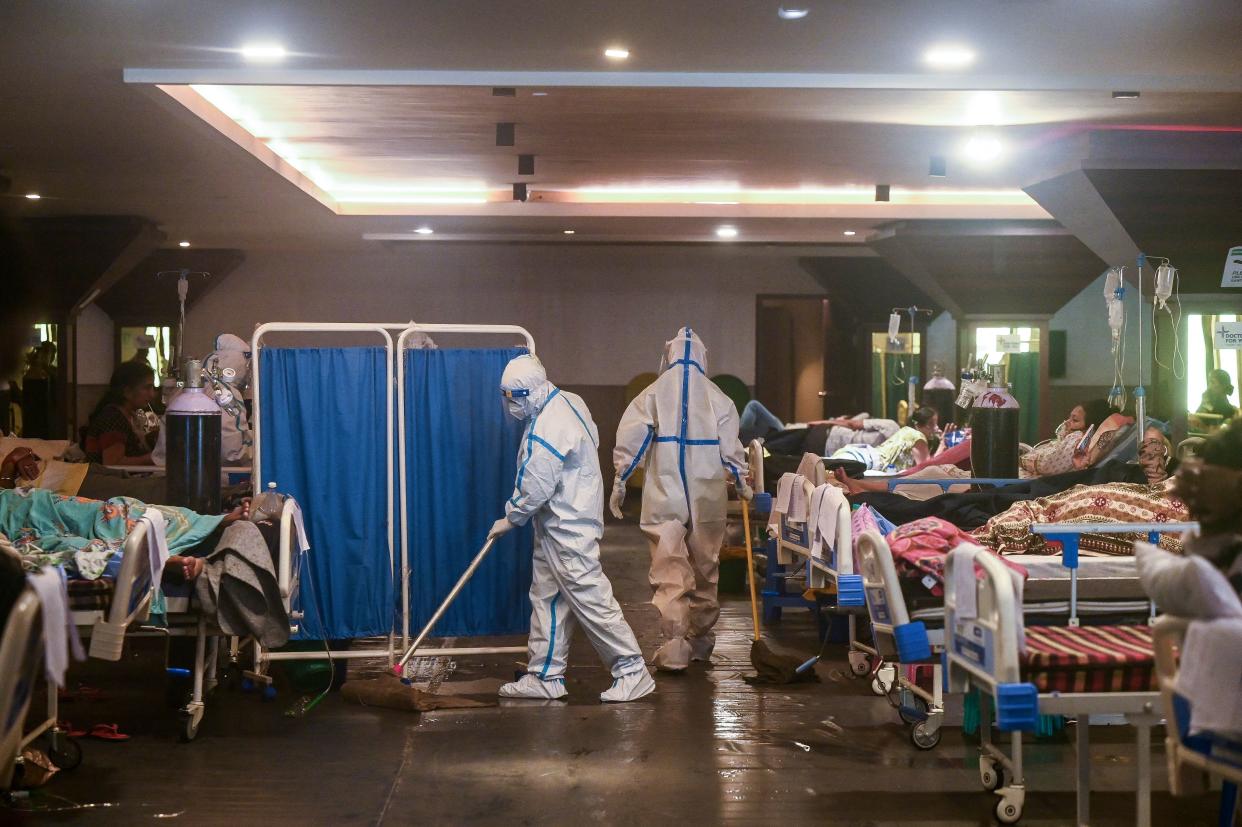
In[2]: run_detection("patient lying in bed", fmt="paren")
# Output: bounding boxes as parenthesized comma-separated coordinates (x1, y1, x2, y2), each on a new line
(0, 487, 249, 584)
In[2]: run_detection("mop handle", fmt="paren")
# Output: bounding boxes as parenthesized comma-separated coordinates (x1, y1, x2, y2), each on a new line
(395, 535, 497, 671)
(741, 498, 761, 643)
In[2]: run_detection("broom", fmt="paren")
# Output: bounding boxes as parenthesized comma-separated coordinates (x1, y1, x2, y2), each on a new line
(743, 496, 812, 683)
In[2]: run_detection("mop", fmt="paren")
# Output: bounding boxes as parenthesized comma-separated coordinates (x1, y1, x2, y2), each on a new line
(743, 498, 816, 684)
(341, 535, 502, 712)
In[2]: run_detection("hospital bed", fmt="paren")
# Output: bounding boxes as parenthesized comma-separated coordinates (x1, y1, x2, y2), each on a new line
(943, 522, 1197, 826)
(18, 505, 303, 750)
(1153, 615, 1242, 826)
(0, 583, 46, 792)
(765, 470, 866, 645)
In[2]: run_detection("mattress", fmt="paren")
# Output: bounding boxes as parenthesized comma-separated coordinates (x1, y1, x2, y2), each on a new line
(1015, 554, 1146, 601)
(1020, 624, 1156, 692)
(910, 599, 1152, 624)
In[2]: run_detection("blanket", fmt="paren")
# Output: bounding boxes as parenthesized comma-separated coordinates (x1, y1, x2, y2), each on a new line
(196, 521, 290, 648)
(887, 517, 1028, 596)
(0, 488, 224, 579)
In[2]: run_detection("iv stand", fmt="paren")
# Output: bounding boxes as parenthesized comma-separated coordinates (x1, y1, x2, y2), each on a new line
(891, 306, 935, 417)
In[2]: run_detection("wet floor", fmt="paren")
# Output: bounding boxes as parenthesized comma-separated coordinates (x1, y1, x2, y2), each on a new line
(10, 519, 1221, 825)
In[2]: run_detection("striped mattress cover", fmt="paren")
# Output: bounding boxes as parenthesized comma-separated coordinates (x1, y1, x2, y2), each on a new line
(1020, 624, 1155, 693)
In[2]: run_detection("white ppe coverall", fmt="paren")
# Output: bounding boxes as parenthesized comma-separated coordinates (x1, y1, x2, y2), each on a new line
(495, 355, 651, 702)
(612, 328, 748, 670)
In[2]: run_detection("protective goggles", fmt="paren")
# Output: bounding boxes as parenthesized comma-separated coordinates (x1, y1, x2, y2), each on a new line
(500, 388, 530, 399)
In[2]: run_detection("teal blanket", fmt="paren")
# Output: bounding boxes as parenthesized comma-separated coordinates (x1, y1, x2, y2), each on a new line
(0, 488, 224, 579)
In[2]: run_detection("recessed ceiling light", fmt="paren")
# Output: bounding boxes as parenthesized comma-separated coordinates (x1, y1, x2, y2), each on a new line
(178, 240, 191, 248)
(604, 47, 630, 60)
(562, 229, 576, 235)
(413, 226, 434, 235)
(843, 230, 857, 237)
(777, 6, 809, 20)
(924, 44, 976, 69)
(532, 91, 549, 97)
(240, 42, 287, 63)
(24, 193, 40, 200)
(1111, 90, 1141, 100)
(961, 133, 1004, 164)
(715, 226, 739, 239)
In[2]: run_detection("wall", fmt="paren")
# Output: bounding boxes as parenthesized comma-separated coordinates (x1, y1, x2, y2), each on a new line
(185, 245, 824, 387)
(74, 303, 114, 426)
(1047, 270, 1153, 419)
(926, 312, 956, 378)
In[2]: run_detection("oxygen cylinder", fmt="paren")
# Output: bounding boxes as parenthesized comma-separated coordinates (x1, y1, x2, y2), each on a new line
(166, 359, 222, 514)
(969, 367, 1020, 478)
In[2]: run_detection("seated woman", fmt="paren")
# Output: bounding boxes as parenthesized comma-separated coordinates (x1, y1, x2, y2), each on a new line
(83, 362, 159, 466)
(828, 406, 939, 473)
(1189, 369, 1237, 433)
(1019, 398, 1113, 478)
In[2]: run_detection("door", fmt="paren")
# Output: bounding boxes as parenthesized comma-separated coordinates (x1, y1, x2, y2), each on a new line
(755, 296, 832, 425)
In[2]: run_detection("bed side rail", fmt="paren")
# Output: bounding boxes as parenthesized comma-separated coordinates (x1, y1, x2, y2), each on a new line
(0, 588, 42, 790)
(887, 477, 1022, 492)
(89, 520, 156, 661)
(857, 530, 929, 661)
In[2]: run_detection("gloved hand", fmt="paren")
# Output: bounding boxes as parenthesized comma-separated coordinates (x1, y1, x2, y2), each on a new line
(609, 480, 626, 520)
(487, 517, 514, 541)
(735, 479, 754, 502)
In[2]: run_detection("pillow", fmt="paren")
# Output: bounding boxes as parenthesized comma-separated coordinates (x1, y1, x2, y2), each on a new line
(1136, 541, 1242, 619)
(0, 436, 72, 461)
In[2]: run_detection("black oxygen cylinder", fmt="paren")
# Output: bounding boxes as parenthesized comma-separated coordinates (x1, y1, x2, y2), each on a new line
(166, 360, 222, 514)
(969, 383, 1020, 479)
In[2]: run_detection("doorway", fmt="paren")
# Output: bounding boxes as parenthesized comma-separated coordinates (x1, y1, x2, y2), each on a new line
(755, 296, 830, 425)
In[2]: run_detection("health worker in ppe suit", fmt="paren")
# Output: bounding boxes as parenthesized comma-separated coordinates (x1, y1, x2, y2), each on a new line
(611, 327, 751, 671)
(488, 355, 655, 703)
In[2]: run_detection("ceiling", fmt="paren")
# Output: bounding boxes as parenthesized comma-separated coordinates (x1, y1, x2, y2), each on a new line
(1, 0, 1240, 322)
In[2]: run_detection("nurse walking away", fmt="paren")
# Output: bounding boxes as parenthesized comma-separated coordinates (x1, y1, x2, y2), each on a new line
(611, 327, 752, 672)
(488, 354, 655, 703)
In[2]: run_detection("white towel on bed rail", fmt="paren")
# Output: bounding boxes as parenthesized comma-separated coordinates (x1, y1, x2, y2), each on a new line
(772, 473, 809, 531)
(1179, 618, 1242, 738)
(808, 484, 850, 562)
(283, 498, 311, 553)
(28, 566, 84, 687)
(949, 543, 1026, 652)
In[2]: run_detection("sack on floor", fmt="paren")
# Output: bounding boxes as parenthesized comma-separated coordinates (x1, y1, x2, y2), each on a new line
(745, 640, 820, 685)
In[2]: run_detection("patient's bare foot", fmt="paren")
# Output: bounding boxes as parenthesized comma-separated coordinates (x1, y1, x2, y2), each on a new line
(164, 555, 204, 584)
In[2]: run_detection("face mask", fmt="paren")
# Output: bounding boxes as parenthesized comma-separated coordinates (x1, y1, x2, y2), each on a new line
(505, 398, 526, 420)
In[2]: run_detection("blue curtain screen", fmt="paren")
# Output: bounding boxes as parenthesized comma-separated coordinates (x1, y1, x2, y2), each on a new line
(404, 348, 532, 636)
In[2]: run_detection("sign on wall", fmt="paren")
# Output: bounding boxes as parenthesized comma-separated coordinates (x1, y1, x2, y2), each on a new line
(1223, 245, 1242, 288)
(1214, 320, 1242, 350)
(997, 333, 1023, 353)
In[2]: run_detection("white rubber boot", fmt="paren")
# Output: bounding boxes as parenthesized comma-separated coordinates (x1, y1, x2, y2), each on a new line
(498, 674, 567, 700)
(599, 669, 656, 703)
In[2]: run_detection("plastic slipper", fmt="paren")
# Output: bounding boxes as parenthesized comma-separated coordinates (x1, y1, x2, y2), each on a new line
(88, 723, 131, 742)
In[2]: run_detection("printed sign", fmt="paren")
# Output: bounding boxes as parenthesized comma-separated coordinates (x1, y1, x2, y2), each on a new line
(1223, 245, 1242, 288)
(1214, 320, 1242, 350)
(997, 333, 1023, 353)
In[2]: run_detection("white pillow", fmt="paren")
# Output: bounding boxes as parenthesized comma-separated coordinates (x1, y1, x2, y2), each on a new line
(0, 436, 71, 461)
(1136, 541, 1242, 619)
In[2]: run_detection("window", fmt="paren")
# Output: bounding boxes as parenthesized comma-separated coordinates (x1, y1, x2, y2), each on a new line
(1186, 313, 1240, 414)
(119, 326, 174, 377)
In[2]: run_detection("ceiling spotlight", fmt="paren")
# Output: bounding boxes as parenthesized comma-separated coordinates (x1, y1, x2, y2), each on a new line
(715, 226, 739, 239)
(178, 240, 191, 248)
(240, 42, 287, 63)
(777, 6, 810, 19)
(24, 193, 41, 200)
(875, 184, 891, 202)
(961, 133, 1004, 164)
(532, 91, 549, 97)
(929, 155, 947, 177)
(843, 230, 857, 237)
(923, 44, 975, 69)
(562, 229, 576, 235)
(604, 47, 630, 60)
(414, 227, 434, 235)
(1112, 90, 1141, 100)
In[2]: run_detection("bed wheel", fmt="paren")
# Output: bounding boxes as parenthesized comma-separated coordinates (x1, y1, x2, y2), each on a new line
(848, 652, 871, 677)
(179, 703, 204, 742)
(979, 756, 1002, 791)
(995, 797, 1022, 824)
(262, 684, 277, 701)
(870, 664, 896, 697)
(241, 677, 255, 693)
(46, 733, 82, 771)
(994, 787, 1025, 824)
(910, 720, 941, 750)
